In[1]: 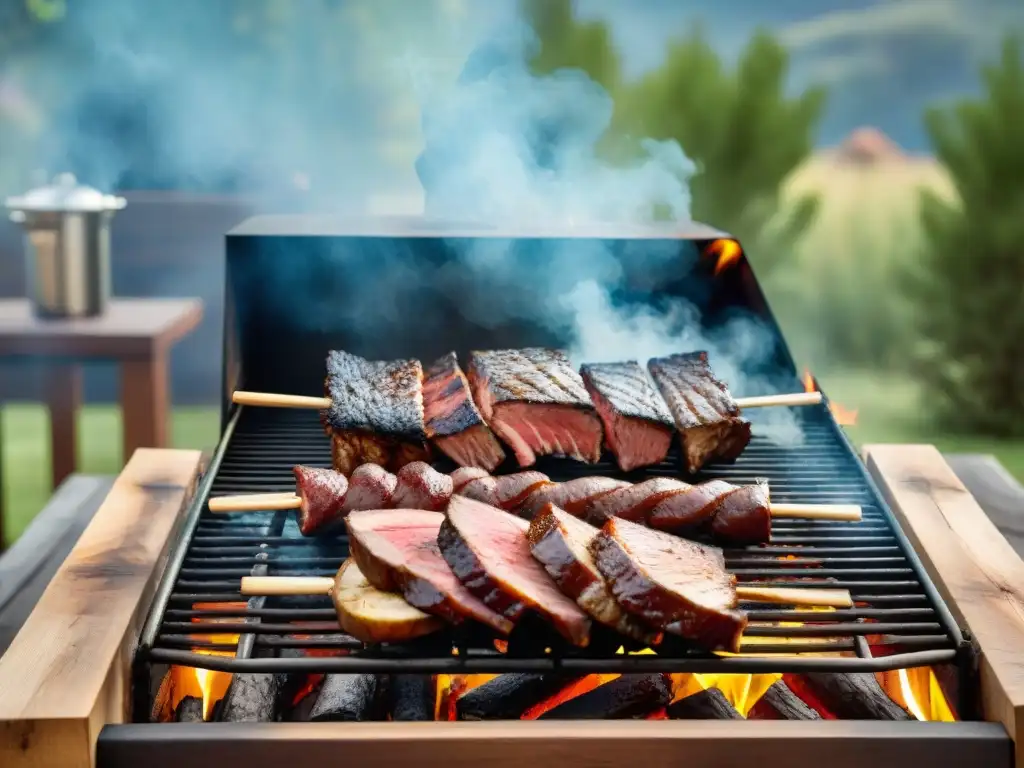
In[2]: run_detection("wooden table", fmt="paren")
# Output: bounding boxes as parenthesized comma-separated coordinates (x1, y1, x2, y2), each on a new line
(0, 299, 203, 546)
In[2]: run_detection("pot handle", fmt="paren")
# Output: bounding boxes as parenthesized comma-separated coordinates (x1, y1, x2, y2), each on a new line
(9, 211, 25, 224)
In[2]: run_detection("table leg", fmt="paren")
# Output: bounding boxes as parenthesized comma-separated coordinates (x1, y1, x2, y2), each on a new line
(45, 364, 81, 490)
(120, 352, 169, 462)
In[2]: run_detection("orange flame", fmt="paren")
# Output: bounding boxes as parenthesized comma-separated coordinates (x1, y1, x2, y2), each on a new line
(802, 368, 858, 426)
(706, 239, 743, 276)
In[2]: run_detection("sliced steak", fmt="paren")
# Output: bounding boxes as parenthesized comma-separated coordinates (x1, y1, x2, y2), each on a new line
(647, 351, 752, 474)
(323, 351, 431, 475)
(391, 461, 454, 511)
(451, 466, 490, 492)
(646, 479, 737, 534)
(423, 352, 506, 471)
(647, 478, 772, 545)
(591, 517, 747, 652)
(293, 465, 349, 536)
(458, 471, 552, 511)
(519, 476, 630, 520)
(528, 504, 661, 644)
(347, 509, 512, 634)
(468, 348, 603, 467)
(340, 464, 398, 513)
(438, 495, 592, 646)
(580, 362, 675, 471)
(583, 477, 692, 525)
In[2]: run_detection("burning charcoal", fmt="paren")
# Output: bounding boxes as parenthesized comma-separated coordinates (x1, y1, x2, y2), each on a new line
(173, 696, 204, 723)
(309, 674, 380, 722)
(388, 675, 434, 721)
(287, 677, 325, 722)
(456, 674, 580, 721)
(537, 674, 671, 720)
(219, 674, 281, 723)
(747, 680, 821, 721)
(667, 688, 743, 720)
(793, 673, 912, 720)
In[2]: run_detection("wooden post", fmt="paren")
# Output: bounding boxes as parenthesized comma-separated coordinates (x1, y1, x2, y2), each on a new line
(120, 350, 169, 459)
(0, 448, 202, 768)
(45, 363, 81, 490)
(864, 444, 1024, 768)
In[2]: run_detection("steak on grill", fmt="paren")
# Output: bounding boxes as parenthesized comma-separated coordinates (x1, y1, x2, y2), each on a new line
(438, 495, 592, 646)
(458, 471, 552, 511)
(423, 352, 507, 471)
(293, 465, 349, 535)
(468, 348, 603, 467)
(390, 461, 454, 511)
(645, 479, 736, 533)
(592, 517, 747, 652)
(346, 509, 513, 634)
(528, 504, 661, 644)
(451, 466, 489, 492)
(647, 351, 751, 474)
(584, 477, 692, 525)
(580, 361, 675, 471)
(519, 476, 630, 520)
(323, 351, 431, 475)
(341, 463, 398, 514)
(648, 478, 772, 546)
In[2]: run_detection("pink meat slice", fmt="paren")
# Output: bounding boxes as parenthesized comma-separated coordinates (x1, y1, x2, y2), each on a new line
(518, 476, 631, 520)
(346, 509, 512, 634)
(390, 461, 454, 511)
(341, 464, 398, 513)
(583, 477, 692, 525)
(458, 471, 552, 511)
(451, 466, 490, 492)
(293, 465, 349, 536)
(438, 495, 592, 646)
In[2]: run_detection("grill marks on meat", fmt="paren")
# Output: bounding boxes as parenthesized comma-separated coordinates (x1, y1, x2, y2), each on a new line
(592, 518, 747, 652)
(584, 478, 692, 525)
(580, 362, 675, 472)
(648, 478, 772, 546)
(647, 352, 752, 474)
(528, 505, 661, 644)
(439, 495, 592, 646)
(346, 509, 512, 634)
(519, 476, 630, 520)
(423, 352, 506, 471)
(468, 348, 603, 467)
(451, 466, 489, 492)
(341, 464, 398, 514)
(391, 462, 453, 512)
(293, 465, 349, 535)
(458, 471, 552, 511)
(323, 351, 430, 475)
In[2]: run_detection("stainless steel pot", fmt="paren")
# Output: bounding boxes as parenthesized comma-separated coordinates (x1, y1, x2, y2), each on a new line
(5, 173, 126, 318)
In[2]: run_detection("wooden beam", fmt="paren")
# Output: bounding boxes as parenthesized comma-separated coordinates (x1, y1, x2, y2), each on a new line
(0, 448, 203, 768)
(864, 444, 1024, 768)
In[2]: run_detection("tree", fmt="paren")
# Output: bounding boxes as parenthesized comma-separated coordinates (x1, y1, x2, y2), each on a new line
(907, 34, 1024, 435)
(522, 0, 621, 94)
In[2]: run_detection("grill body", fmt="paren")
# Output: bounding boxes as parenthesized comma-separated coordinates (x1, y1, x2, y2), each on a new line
(138, 217, 967, 687)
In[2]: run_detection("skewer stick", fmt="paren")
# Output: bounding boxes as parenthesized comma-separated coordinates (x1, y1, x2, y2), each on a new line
(734, 392, 823, 409)
(769, 503, 861, 521)
(242, 576, 852, 608)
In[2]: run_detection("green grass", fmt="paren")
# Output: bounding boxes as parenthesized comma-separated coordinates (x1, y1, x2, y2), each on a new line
(1, 404, 220, 543)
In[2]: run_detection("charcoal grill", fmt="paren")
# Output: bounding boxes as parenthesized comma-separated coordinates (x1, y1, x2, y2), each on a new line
(135, 216, 971, 703)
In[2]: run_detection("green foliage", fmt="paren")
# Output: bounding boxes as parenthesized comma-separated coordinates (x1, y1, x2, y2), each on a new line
(909, 34, 1024, 435)
(522, 0, 621, 93)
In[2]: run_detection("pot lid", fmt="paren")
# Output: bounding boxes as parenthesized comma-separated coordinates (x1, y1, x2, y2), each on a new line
(4, 173, 127, 213)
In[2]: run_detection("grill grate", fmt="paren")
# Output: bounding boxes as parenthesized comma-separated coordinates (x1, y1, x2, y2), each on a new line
(140, 382, 965, 674)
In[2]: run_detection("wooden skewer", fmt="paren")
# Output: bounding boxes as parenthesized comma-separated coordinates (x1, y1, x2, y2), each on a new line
(233, 389, 825, 412)
(210, 492, 861, 522)
(241, 576, 852, 608)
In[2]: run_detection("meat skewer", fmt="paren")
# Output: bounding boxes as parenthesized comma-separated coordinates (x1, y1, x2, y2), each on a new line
(207, 466, 862, 544)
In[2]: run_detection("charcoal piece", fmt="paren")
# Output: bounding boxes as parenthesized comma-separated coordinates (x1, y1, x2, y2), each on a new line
(667, 688, 743, 720)
(388, 675, 434, 721)
(456, 674, 579, 721)
(174, 696, 204, 723)
(797, 673, 912, 720)
(287, 678, 326, 722)
(537, 674, 671, 720)
(219, 674, 280, 723)
(747, 680, 821, 720)
(309, 674, 380, 722)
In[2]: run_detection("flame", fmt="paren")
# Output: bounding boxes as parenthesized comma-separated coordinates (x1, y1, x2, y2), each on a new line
(802, 368, 858, 426)
(706, 239, 744, 276)
(881, 667, 956, 722)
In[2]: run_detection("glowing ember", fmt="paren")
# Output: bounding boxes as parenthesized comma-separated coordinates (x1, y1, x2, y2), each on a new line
(885, 667, 956, 722)
(706, 239, 744, 276)
(802, 368, 858, 426)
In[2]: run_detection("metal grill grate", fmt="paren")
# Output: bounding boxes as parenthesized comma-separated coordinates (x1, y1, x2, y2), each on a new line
(140, 383, 966, 675)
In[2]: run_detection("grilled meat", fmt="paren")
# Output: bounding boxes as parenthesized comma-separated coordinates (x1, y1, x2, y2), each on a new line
(591, 518, 747, 652)
(347, 509, 512, 634)
(528, 504, 661, 644)
(584, 477, 692, 525)
(293, 465, 349, 535)
(519, 476, 630, 520)
(580, 362, 675, 471)
(391, 461, 454, 512)
(451, 466, 490, 492)
(439, 495, 592, 646)
(647, 351, 752, 474)
(648, 478, 772, 546)
(423, 352, 507, 471)
(324, 351, 431, 475)
(468, 348, 603, 467)
(331, 559, 444, 644)
(458, 471, 552, 511)
(341, 464, 398, 514)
